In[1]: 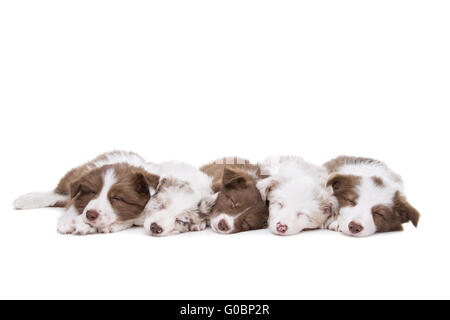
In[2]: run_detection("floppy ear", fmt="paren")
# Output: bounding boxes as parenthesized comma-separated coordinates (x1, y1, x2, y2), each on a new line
(198, 193, 219, 214)
(256, 177, 278, 202)
(393, 191, 420, 227)
(223, 167, 248, 188)
(69, 179, 82, 199)
(135, 170, 160, 195)
(211, 180, 222, 192)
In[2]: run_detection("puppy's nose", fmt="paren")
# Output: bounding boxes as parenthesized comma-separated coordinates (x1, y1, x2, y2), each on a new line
(276, 222, 288, 234)
(150, 223, 163, 235)
(348, 221, 363, 234)
(217, 219, 229, 232)
(86, 210, 99, 221)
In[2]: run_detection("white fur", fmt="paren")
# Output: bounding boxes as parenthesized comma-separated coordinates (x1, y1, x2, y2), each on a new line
(80, 168, 118, 228)
(13, 192, 68, 210)
(330, 161, 404, 237)
(143, 161, 214, 236)
(258, 156, 337, 236)
(91, 151, 147, 169)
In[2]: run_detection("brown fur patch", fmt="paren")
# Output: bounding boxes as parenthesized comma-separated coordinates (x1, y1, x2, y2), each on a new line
(371, 204, 404, 232)
(326, 173, 361, 208)
(107, 165, 158, 221)
(371, 176, 384, 187)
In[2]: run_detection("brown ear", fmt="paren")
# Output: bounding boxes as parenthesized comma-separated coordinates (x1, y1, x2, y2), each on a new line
(69, 179, 82, 199)
(223, 167, 248, 188)
(135, 171, 160, 194)
(393, 191, 420, 227)
(211, 180, 222, 193)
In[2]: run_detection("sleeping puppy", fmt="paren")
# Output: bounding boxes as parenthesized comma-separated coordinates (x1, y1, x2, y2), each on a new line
(257, 156, 338, 236)
(13, 151, 159, 235)
(141, 161, 217, 236)
(324, 156, 420, 237)
(200, 157, 269, 234)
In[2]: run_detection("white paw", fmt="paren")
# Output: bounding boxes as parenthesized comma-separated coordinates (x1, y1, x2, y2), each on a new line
(57, 220, 76, 234)
(99, 226, 115, 234)
(98, 223, 132, 234)
(72, 223, 97, 235)
(327, 221, 339, 232)
(191, 221, 207, 232)
(58, 219, 97, 235)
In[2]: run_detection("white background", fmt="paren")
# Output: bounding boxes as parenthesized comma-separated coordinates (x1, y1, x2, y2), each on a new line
(1, 1, 449, 299)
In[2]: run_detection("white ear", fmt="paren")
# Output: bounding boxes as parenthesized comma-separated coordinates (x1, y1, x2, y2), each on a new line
(198, 193, 219, 214)
(256, 177, 278, 202)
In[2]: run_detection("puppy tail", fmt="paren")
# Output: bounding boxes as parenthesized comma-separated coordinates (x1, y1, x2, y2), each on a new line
(13, 191, 69, 210)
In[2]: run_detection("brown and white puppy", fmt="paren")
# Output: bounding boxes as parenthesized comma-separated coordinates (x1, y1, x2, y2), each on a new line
(324, 156, 420, 237)
(200, 157, 269, 234)
(14, 151, 158, 235)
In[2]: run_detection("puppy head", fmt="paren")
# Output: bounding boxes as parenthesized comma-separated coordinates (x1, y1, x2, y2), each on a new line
(209, 167, 268, 234)
(143, 177, 217, 236)
(258, 175, 337, 236)
(69, 164, 159, 228)
(327, 174, 420, 237)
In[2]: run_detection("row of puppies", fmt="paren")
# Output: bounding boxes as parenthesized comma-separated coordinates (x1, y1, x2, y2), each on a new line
(13, 151, 420, 237)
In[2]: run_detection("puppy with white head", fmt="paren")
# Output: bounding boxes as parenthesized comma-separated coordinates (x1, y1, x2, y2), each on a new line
(14, 151, 159, 235)
(324, 156, 420, 237)
(257, 156, 338, 236)
(142, 161, 217, 236)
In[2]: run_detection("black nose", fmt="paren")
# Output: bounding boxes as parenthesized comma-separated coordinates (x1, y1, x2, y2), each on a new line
(150, 223, 163, 235)
(348, 221, 363, 234)
(86, 210, 99, 221)
(217, 219, 229, 232)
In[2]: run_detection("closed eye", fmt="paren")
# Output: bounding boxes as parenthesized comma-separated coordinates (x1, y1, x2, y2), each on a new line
(110, 196, 143, 208)
(373, 211, 386, 220)
(176, 219, 190, 226)
(345, 198, 356, 207)
(226, 195, 237, 208)
(272, 202, 284, 209)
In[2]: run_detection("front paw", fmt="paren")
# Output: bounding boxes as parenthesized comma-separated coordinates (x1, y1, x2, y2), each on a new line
(57, 220, 76, 234)
(191, 221, 207, 232)
(72, 223, 97, 235)
(58, 219, 97, 235)
(98, 223, 131, 234)
(327, 220, 339, 232)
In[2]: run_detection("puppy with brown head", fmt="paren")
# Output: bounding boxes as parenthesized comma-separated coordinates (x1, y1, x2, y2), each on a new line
(201, 157, 269, 234)
(14, 151, 159, 234)
(324, 156, 421, 237)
